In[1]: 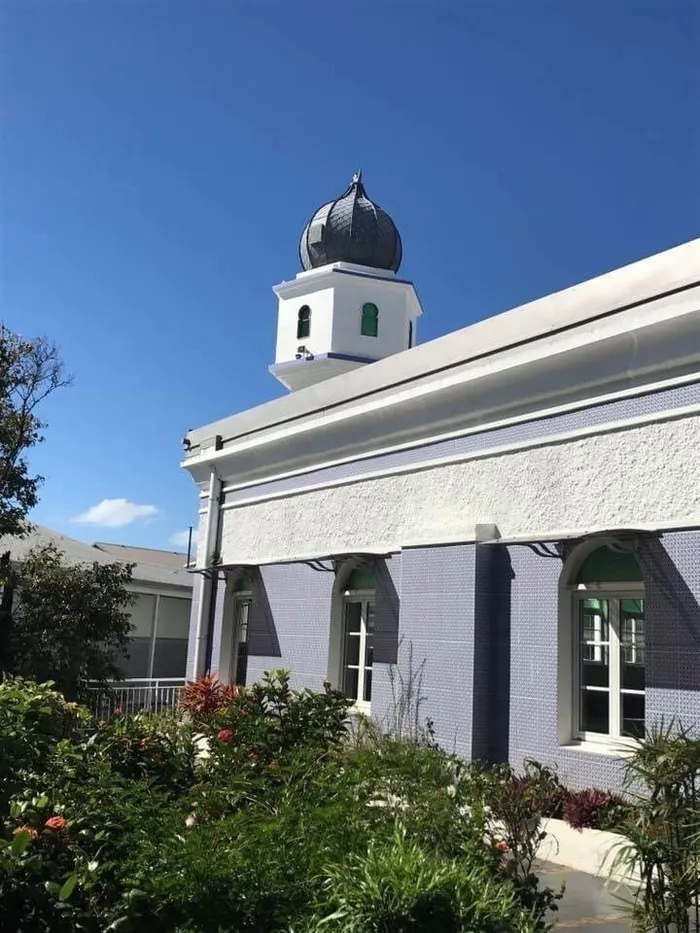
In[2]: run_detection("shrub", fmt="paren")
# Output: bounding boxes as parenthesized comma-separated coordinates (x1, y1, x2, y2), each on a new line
(562, 788, 627, 831)
(88, 708, 196, 793)
(0, 677, 89, 809)
(316, 821, 538, 933)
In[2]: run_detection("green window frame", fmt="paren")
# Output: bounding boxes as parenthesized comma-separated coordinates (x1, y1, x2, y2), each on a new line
(297, 305, 311, 340)
(360, 302, 379, 338)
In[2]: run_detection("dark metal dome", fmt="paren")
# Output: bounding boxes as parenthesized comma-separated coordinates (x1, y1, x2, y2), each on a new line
(299, 172, 402, 273)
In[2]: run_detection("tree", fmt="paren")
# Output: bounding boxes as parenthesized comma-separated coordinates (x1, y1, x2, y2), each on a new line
(7, 544, 135, 701)
(0, 326, 69, 540)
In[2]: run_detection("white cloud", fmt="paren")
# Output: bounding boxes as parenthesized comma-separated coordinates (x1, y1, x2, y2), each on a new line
(72, 498, 159, 529)
(169, 529, 195, 548)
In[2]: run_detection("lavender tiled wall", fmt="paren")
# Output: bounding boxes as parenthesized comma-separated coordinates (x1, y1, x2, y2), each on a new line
(392, 545, 477, 757)
(199, 532, 700, 795)
(506, 546, 627, 790)
(506, 532, 700, 791)
(224, 379, 700, 505)
(246, 563, 334, 692)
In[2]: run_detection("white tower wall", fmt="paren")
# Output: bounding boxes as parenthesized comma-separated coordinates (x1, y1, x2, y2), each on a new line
(269, 262, 423, 392)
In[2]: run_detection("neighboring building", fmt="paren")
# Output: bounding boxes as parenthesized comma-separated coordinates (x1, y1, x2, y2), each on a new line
(0, 525, 192, 710)
(181, 171, 700, 790)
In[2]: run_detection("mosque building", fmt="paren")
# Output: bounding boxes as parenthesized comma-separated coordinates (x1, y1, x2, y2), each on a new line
(181, 173, 700, 789)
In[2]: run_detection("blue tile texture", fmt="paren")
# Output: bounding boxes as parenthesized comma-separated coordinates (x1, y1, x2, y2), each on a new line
(506, 532, 700, 791)
(197, 535, 700, 794)
(246, 563, 335, 692)
(390, 545, 477, 757)
(224, 380, 700, 505)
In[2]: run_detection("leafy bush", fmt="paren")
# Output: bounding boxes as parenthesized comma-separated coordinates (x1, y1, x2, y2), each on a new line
(0, 673, 565, 933)
(562, 788, 627, 831)
(0, 677, 89, 809)
(316, 822, 539, 933)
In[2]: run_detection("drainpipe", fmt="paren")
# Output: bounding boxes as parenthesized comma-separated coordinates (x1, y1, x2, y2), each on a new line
(191, 467, 222, 679)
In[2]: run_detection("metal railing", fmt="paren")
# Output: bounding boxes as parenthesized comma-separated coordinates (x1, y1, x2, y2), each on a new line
(90, 678, 186, 719)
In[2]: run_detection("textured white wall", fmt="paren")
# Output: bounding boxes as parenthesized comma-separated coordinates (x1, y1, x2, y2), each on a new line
(331, 276, 413, 359)
(218, 414, 700, 565)
(275, 288, 334, 363)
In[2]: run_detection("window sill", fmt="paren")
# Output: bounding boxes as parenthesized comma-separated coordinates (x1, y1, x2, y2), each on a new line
(348, 702, 371, 718)
(560, 738, 638, 758)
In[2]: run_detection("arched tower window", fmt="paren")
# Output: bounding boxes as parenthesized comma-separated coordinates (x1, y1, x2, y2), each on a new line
(408, 320, 413, 348)
(297, 305, 311, 340)
(360, 302, 379, 338)
(568, 544, 645, 742)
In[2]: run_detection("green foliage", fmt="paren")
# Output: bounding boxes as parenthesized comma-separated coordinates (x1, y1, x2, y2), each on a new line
(0, 674, 564, 933)
(8, 543, 135, 700)
(0, 676, 89, 809)
(609, 721, 700, 933)
(316, 822, 538, 933)
(0, 326, 68, 543)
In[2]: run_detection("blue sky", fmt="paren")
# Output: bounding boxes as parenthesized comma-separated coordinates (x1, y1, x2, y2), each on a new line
(2, 0, 697, 551)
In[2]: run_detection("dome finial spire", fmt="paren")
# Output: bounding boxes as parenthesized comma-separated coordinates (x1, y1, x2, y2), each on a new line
(299, 171, 402, 273)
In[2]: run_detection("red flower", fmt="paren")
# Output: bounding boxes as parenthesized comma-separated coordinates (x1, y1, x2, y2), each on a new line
(495, 840, 509, 852)
(113, 706, 123, 715)
(217, 729, 233, 743)
(13, 825, 38, 840)
(45, 815, 67, 832)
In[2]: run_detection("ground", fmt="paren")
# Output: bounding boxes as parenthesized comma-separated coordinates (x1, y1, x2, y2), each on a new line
(540, 864, 632, 931)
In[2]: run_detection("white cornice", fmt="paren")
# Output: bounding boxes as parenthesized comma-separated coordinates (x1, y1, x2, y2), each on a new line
(183, 288, 700, 488)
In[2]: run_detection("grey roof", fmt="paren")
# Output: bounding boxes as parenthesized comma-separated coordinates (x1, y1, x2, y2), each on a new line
(299, 172, 402, 273)
(0, 525, 192, 591)
(93, 542, 188, 571)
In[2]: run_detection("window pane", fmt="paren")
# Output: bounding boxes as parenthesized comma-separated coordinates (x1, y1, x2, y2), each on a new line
(344, 602, 362, 633)
(364, 638, 373, 668)
(119, 637, 151, 678)
(343, 667, 359, 701)
(581, 690, 609, 734)
(365, 602, 375, 633)
(156, 596, 191, 639)
(580, 599, 609, 688)
(622, 693, 645, 739)
(235, 599, 250, 644)
(235, 646, 248, 686)
(621, 599, 645, 689)
(128, 594, 157, 639)
(363, 669, 372, 702)
(344, 632, 360, 666)
(152, 639, 188, 678)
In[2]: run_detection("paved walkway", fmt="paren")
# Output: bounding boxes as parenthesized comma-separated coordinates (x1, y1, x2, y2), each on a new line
(539, 863, 633, 931)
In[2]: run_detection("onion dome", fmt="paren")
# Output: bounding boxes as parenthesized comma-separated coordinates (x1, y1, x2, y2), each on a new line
(299, 171, 402, 273)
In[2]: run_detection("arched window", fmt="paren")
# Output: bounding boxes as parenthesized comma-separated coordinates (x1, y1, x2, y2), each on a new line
(408, 320, 413, 348)
(340, 566, 375, 711)
(570, 545, 645, 742)
(232, 573, 252, 686)
(360, 302, 379, 338)
(297, 305, 311, 340)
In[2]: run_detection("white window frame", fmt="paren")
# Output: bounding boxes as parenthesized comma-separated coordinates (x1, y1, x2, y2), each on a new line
(342, 589, 375, 715)
(572, 581, 645, 745)
(232, 591, 252, 686)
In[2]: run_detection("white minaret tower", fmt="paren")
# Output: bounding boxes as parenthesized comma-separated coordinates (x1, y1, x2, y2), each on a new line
(269, 172, 423, 392)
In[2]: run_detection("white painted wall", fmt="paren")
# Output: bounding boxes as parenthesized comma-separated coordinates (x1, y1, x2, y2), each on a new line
(274, 287, 334, 362)
(270, 265, 422, 391)
(218, 413, 700, 565)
